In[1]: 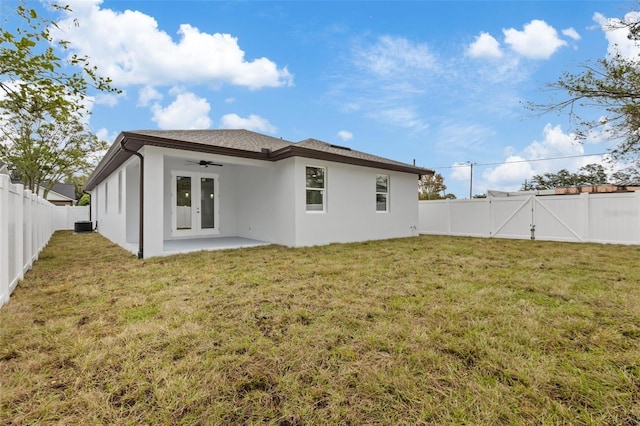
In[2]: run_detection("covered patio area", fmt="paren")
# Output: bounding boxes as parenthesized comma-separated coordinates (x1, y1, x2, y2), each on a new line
(125, 237, 271, 257)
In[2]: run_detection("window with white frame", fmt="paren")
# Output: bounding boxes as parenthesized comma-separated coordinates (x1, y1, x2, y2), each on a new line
(376, 174, 389, 212)
(306, 166, 325, 212)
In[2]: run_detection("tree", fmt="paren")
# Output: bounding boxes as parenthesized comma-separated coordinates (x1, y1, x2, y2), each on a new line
(0, 2, 116, 115)
(0, 99, 107, 195)
(611, 160, 640, 183)
(579, 163, 609, 184)
(77, 193, 90, 206)
(531, 5, 640, 160)
(0, 1, 117, 195)
(520, 163, 609, 190)
(419, 173, 447, 200)
(66, 173, 88, 200)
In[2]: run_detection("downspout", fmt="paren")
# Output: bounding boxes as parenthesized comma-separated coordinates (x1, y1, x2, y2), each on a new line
(120, 140, 144, 259)
(82, 190, 92, 228)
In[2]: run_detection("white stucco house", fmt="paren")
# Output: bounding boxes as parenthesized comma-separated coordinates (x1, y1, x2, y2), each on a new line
(39, 183, 76, 206)
(84, 129, 433, 258)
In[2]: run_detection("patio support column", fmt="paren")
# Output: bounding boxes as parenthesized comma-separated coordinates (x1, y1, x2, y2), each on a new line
(142, 146, 164, 258)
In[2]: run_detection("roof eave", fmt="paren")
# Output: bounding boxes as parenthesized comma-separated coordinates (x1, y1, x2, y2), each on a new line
(85, 132, 434, 191)
(84, 132, 274, 191)
(270, 146, 433, 176)
(84, 132, 128, 191)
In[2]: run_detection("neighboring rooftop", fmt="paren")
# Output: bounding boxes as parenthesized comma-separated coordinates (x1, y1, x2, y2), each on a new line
(48, 182, 76, 200)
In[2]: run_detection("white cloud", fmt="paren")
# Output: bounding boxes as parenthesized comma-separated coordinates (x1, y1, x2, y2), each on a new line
(503, 19, 567, 59)
(368, 107, 428, 132)
(219, 113, 277, 134)
(337, 130, 353, 141)
(151, 91, 212, 129)
(478, 124, 611, 192)
(327, 35, 441, 133)
(561, 27, 581, 41)
(95, 127, 118, 144)
(523, 123, 583, 160)
(138, 86, 163, 107)
(450, 162, 473, 182)
(93, 92, 122, 107)
(482, 156, 535, 189)
(353, 35, 438, 78)
(51, 0, 293, 89)
(593, 11, 640, 59)
(436, 122, 496, 154)
(467, 32, 503, 59)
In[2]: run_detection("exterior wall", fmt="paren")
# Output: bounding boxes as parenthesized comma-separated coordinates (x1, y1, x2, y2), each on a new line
(92, 165, 128, 249)
(125, 161, 140, 244)
(234, 164, 275, 243)
(90, 144, 422, 256)
(293, 157, 420, 247)
(234, 157, 296, 246)
(142, 146, 164, 257)
(271, 157, 297, 246)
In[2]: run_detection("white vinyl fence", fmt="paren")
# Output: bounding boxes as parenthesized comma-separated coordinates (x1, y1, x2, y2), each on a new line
(53, 205, 90, 230)
(419, 191, 640, 245)
(1, 174, 90, 307)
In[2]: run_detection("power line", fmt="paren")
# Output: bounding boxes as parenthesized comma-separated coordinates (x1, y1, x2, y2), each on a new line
(432, 152, 610, 170)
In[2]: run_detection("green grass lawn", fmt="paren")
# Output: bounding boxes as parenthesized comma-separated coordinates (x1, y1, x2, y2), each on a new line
(1, 231, 640, 425)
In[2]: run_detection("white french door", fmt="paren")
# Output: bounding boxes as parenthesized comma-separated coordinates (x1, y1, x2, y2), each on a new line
(171, 171, 219, 236)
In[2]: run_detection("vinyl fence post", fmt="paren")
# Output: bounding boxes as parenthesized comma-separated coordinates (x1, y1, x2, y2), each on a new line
(0, 174, 10, 306)
(23, 189, 33, 272)
(636, 191, 640, 245)
(15, 183, 24, 283)
(446, 198, 452, 235)
(581, 192, 590, 243)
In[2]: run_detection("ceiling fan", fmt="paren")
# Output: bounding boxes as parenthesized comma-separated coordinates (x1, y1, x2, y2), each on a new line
(186, 160, 223, 168)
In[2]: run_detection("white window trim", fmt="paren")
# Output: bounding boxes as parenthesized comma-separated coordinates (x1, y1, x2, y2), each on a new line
(376, 174, 389, 213)
(306, 165, 326, 213)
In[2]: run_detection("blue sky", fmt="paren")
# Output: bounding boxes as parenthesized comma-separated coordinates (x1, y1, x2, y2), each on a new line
(5, 0, 639, 197)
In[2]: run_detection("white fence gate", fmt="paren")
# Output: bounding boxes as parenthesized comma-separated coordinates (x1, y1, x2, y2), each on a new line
(1, 174, 90, 307)
(419, 191, 640, 245)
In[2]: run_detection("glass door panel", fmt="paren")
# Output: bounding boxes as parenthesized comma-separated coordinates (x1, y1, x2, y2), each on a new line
(176, 176, 192, 230)
(172, 172, 219, 236)
(200, 177, 215, 230)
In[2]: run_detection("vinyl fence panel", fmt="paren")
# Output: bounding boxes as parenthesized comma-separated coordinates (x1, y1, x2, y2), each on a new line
(419, 191, 640, 245)
(450, 199, 491, 237)
(588, 192, 640, 244)
(0, 174, 56, 307)
(52, 205, 90, 230)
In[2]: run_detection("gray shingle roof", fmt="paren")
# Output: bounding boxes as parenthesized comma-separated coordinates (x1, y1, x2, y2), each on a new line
(50, 182, 76, 200)
(296, 138, 418, 169)
(85, 129, 433, 191)
(130, 129, 293, 153)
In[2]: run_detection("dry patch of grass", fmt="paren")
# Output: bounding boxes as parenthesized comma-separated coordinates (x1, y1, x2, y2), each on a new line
(2, 231, 640, 424)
